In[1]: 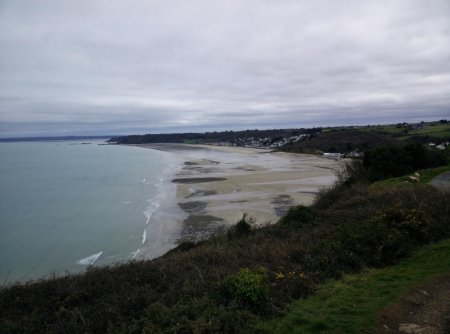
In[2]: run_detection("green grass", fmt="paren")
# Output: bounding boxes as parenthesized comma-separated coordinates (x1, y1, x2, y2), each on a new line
(396, 124, 450, 141)
(357, 123, 450, 140)
(374, 125, 405, 133)
(372, 164, 450, 186)
(358, 124, 407, 134)
(260, 238, 450, 334)
(408, 124, 450, 137)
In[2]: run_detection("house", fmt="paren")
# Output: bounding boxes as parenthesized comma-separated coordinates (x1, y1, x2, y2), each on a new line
(347, 150, 362, 158)
(323, 153, 343, 160)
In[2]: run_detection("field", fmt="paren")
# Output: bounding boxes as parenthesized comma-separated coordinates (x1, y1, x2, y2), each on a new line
(359, 122, 450, 141)
(407, 123, 450, 138)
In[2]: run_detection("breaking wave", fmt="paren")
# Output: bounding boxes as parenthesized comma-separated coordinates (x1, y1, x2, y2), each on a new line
(77, 251, 103, 266)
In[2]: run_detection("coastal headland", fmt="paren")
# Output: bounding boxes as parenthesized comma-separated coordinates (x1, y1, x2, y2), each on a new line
(135, 143, 345, 242)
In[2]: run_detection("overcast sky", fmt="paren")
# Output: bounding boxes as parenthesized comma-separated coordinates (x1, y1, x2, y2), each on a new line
(0, 0, 449, 137)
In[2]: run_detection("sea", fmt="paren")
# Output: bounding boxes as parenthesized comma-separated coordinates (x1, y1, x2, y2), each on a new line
(0, 140, 183, 284)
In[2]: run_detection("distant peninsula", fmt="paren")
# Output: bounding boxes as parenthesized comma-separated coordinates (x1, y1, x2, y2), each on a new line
(0, 135, 112, 142)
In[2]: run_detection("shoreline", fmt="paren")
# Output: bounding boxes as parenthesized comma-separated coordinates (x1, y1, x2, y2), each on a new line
(133, 143, 345, 243)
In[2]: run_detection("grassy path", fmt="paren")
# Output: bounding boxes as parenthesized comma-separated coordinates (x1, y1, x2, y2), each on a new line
(260, 239, 450, 333)
(372, 164, 450, 186)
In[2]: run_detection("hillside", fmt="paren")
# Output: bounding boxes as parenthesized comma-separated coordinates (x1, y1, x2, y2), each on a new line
(280, 129, 398, 154)
(1, 167, 449, 333)
(110, 121, 450, 155)
(263, 239, 450, 333)
(109, 128, 320, 145)
(281, 121, 450, 154)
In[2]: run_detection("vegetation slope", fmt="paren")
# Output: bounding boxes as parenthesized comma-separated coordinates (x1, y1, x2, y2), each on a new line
(263, 238, 450, 333)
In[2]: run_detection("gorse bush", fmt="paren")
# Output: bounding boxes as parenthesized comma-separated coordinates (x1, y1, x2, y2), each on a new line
(383, 206, 425, 237)
(320, 211, 412, 268)
(218, 267, 269, 309)
(280, 205, 315, 228)
(314, 183, 450, 270)
(227, 213, 254, 239)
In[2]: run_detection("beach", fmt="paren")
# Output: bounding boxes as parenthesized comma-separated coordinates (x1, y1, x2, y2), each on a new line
(137, 144, 345, 242)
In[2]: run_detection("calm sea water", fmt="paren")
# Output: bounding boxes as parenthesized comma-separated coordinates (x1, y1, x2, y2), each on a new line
(0, 141, 181, 283)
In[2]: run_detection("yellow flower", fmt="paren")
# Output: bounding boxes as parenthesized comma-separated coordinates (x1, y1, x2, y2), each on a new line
(275, 272, 285, 280)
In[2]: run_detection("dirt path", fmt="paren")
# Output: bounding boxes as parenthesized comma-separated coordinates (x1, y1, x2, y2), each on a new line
(430, 171, 450, 191)
(374, 274, 450, 334)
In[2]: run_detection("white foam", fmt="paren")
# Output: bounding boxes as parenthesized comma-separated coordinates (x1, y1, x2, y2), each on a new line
(77, 251, 103, 266)
(136, 150, 185, 258)
(144, 200, 161, 224)
(131, 248, 140, 259)
(141, 177, 146, 183)
(121, 201, 131, 205)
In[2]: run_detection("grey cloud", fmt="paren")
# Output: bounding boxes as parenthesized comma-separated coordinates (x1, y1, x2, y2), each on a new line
(1, 0, 449, 137)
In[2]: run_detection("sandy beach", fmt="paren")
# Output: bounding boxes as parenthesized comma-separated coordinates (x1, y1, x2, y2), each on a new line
(137, 143, 345, 242)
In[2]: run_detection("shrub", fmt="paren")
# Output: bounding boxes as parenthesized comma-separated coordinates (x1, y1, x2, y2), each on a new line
(363, 142, 448, 182)
(335, 158, 366, 185)
(314, 181, 369, 211)
(227, 214, 254, 239)
(339, 219, 411, 267)
(280, 206, 315, 228)
(218, 267, 269, 309)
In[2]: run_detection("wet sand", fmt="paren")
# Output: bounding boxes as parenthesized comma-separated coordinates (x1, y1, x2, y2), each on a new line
(135, 143, 345, 242)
